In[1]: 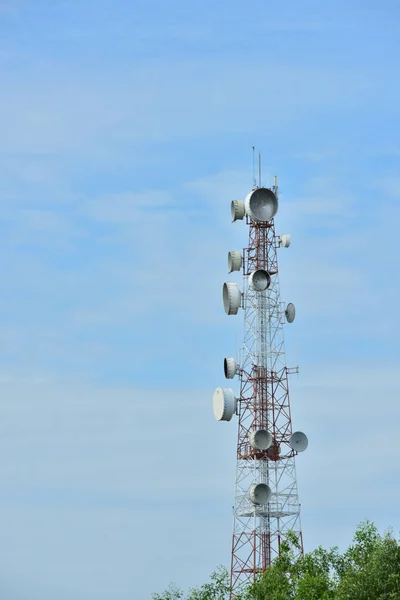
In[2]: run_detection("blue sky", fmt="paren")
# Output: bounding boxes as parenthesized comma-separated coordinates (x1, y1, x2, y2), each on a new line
(1, 0, 400, 597)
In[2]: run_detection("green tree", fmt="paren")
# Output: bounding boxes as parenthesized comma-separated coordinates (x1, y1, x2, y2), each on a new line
(187, 566, 232, 600)
(336, 522, 400, 600)
(152, 583, 184, 600)
(153, 523, 400, 600)
(247, 522, 400, 600)
(152, 566, 233, 600)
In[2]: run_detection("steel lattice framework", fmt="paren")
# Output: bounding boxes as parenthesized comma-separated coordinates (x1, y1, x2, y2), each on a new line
(213, 179, 307, 598)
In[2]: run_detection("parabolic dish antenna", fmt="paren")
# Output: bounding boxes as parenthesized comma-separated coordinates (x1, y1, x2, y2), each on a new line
(249, 483, 272, 505)
(228, 251, 242, 273)
(223, 282, 241, 315)
(249, 269, 271, 291)
(231, 200, 245, 222)
(285, 303, 296, 323)
(279, 234, 291, 248)
(289, 431, 308, 452)
(244, 187, 278, 223)
(213, 387, 237, 421)
(249, 429, 272, 451)
(224, 357, 237, 379)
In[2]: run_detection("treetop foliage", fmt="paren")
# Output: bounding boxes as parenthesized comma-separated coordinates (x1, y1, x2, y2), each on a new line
(152, 522, 400, 600)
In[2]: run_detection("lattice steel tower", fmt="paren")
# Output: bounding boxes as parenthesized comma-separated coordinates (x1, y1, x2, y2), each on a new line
(213, 172, 308, 597)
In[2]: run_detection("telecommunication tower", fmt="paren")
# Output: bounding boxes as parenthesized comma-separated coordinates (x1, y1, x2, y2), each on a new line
(213, 165, 308, 596)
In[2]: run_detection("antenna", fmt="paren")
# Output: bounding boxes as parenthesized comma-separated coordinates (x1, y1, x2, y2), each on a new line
(258, 151, 261, 187)
(290, 431, 309, 452)
(252, 146, 256, 189)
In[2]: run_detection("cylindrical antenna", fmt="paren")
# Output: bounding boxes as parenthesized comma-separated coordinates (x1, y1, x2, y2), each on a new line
(252, 146, 256, 189)
(274, 175, 278, 189)
(258, 151, 261, 187)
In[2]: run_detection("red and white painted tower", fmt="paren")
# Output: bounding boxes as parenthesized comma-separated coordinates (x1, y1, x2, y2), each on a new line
(213, 171, 308, 597)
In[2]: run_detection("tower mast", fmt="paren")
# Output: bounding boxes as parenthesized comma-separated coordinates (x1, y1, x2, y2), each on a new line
(213, 167, 308, 596)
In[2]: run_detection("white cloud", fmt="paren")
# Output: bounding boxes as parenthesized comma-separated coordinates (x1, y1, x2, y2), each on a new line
(0, 54, 390, 163)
